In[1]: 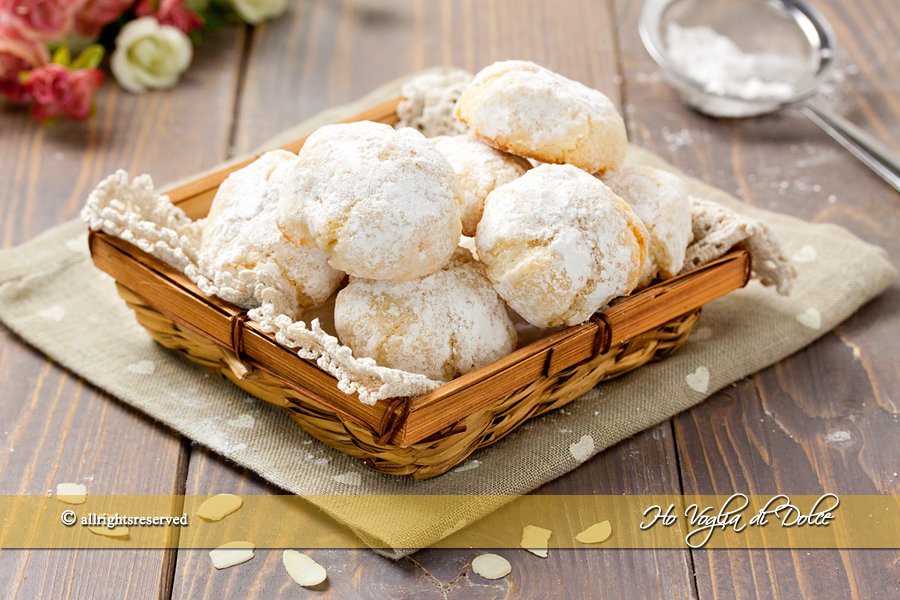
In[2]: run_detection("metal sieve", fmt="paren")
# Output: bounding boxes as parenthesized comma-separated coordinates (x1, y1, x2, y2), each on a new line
(639, 0, 900, 193)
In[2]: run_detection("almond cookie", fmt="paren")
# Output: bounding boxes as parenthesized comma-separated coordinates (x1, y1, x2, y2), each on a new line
(334, 249, 516, 381)
(455, 61, 627, 173)
(476, 164, 648, 327)
(278, 122, 464, 281)
(201, 150, 343, 313)
(432, 132, 531, 236)
(599, 166, 692, 287)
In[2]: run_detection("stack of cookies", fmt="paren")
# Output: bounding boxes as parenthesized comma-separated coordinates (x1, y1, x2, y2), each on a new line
(199, 61, 694, 382)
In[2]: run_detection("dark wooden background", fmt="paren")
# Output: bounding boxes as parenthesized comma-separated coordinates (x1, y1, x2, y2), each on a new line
(1, 0, 898, 598)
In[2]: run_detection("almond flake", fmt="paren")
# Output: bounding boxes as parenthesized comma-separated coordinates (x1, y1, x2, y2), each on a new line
(209, 541, 255, 569)
(283, 550, 327, 587)
(472, 553, 511, 579)
(520, 525, 552, 558)
(197, 494, 243, 521)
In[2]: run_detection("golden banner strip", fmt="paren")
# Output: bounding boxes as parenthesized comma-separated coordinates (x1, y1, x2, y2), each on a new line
(1, 494, 897, 549)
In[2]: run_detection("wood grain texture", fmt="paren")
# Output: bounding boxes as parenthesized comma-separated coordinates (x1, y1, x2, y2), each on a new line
(0, 26, 245, 600)
(610, 0, 900, 598)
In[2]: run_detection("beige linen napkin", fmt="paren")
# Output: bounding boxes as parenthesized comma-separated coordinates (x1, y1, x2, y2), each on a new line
(0, 72, 895, 558)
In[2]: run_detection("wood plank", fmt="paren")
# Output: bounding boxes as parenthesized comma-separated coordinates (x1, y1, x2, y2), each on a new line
(0, 25, 247, 600)
(169, 1, 696, 598)
(610, 0, 900, 596)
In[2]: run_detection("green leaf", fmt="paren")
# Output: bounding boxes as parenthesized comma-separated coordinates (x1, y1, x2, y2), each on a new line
(199, 0, 243, 30)
(51, 46, 71, 67)
(72, 45, 106, 71)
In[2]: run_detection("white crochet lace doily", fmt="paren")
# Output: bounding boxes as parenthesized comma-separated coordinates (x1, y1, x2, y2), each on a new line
(81, 172, 441, 405)
(81, 71, 794, 405)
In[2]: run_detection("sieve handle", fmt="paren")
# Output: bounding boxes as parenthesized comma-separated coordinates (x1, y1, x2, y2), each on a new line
(800, 100, 900, 194)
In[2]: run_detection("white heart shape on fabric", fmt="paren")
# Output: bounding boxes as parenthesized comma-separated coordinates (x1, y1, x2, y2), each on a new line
(796, 307, 821, 330)
(686, 366, 710, 393)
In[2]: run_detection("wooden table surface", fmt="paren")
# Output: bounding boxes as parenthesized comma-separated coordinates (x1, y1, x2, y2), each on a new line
(1, 1, 898, 598)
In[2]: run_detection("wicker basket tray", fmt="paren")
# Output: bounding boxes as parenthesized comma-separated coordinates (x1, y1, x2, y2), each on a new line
(88, 98, 751, 479)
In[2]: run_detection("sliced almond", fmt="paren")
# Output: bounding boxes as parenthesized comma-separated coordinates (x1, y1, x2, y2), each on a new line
(88, 526, 129, 538)
(520, 525, 552, 558)
(209, 541, 255, 569)
(197, 494, 243, 521)
(472, 553, 511, 580)
(283, 549, 327, 587)
(575, 520, 612, 544)
(56, 483, 87, 505)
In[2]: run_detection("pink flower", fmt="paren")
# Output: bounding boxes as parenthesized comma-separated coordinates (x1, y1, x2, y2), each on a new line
(73, 0, 135, 37)
(134, 0, 201, 34)
(0, 0, 85, 41)
(22, 62, 104, 120)
(0, 22, 48, 101)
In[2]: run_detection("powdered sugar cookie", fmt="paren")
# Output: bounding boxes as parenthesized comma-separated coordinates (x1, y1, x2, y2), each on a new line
(476, 164, 648, 327)
(278, 122, 464, 281)
(334, 249, 516, 381)
(455, 61, 627, 173)
(432, 132, 531, 236)
(599, 166, 692, 286)
(201, 150, 343, 313)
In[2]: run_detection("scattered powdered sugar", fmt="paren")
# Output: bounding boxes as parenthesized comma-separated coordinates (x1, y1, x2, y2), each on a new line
(661, 126, 693, 148)
(665, 23, 802, 103)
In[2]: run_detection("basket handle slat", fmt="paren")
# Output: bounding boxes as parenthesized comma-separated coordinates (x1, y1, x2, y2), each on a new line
(541, 248, 751, 377)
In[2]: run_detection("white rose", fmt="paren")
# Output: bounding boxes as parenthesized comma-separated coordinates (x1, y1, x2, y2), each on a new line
(230, 0, 287, 25)
(110, 18, 193, 94)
